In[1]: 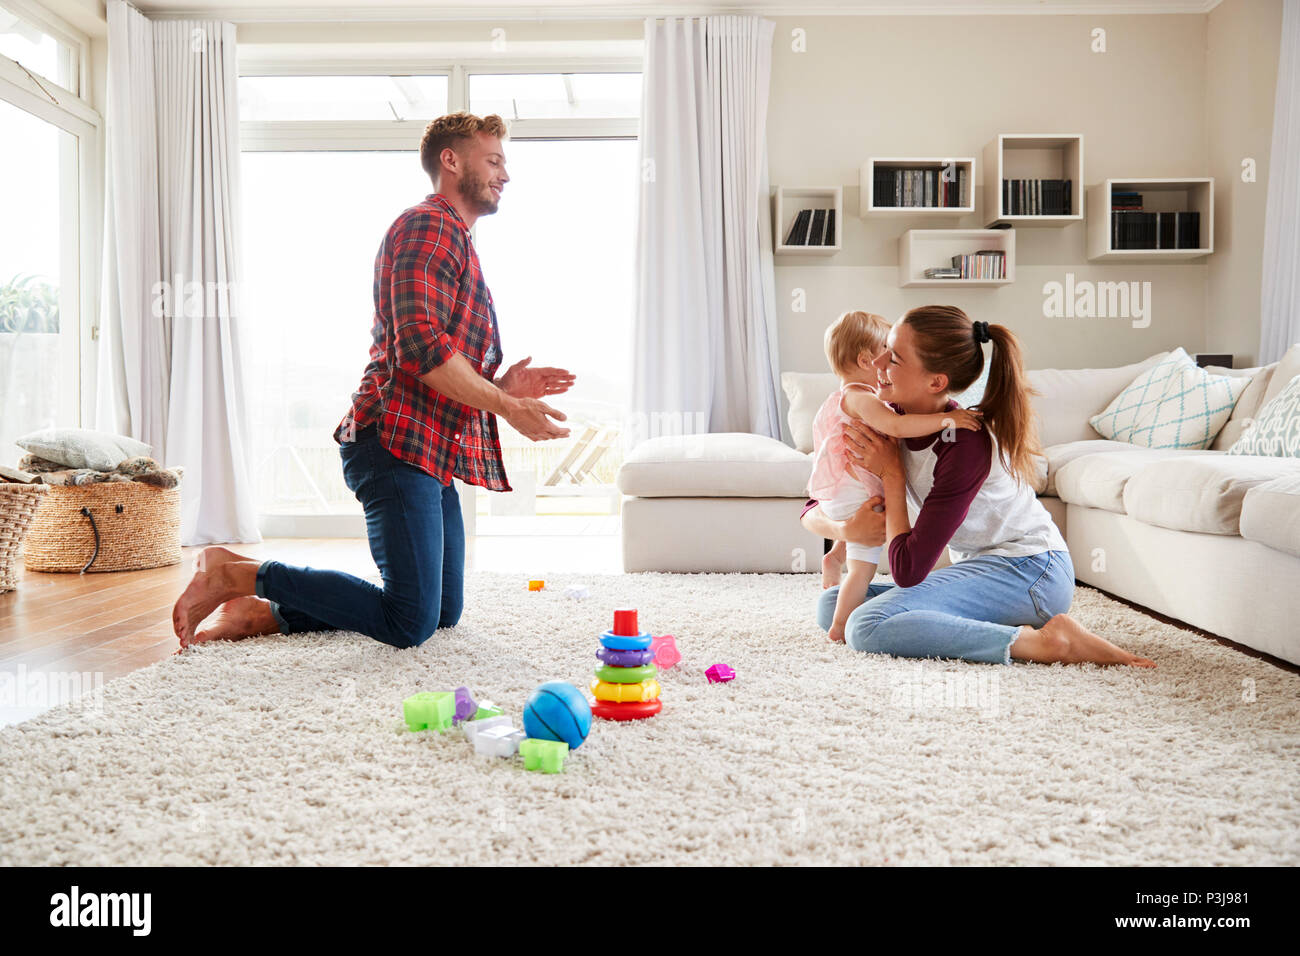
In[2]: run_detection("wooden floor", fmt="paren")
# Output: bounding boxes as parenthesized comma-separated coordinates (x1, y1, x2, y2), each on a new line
(0, 533, 621, 726)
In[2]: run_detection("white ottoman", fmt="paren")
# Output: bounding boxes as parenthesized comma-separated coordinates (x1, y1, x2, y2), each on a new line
(616, 432, 822, 573)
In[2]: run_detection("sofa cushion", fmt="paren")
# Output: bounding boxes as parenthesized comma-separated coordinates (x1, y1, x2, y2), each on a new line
(1040, 440, 1143, 496)
(16, 427, 152, 471)
(1122, 456, 1300, 535)
(1239, 472, 1300, 557)
(616, 432, 812, 498)
(1053, 447, 1217, 514)
(1207, 363, 1275, 450)
(781, 372, 839, 454)
(1027, 352, 1168, 448)
(1089, 348, 1247, 449)
(1228, 373, 1300, 458)
(1260, 343, 1300, 407)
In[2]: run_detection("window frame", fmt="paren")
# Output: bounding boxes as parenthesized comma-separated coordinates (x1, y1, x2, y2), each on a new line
(0, 3, 100, 428)
(239, 58, 641, 151)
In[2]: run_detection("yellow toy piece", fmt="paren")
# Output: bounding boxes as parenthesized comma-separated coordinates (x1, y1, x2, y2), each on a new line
(590, 677, 661, 702)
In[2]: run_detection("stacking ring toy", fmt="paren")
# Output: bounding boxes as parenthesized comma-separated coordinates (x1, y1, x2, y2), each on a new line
(590, 698, 663, 721)
(599, 629, 653, 651)
(595, 663, 657, 684)
(596, 647, 655, 667)
(590, 678, 661, 702)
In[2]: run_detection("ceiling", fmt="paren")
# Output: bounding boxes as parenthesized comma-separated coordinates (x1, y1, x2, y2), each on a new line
(123, 0, 1225, 21)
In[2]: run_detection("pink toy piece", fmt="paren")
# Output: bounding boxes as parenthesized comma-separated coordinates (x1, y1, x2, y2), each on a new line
(706, 663, 735, 684)
(651, 635, 681, 670)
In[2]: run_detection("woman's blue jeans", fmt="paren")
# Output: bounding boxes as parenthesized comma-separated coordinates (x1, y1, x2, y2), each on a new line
(254, 428, 465, 648)
(817, 550, 1075, 664)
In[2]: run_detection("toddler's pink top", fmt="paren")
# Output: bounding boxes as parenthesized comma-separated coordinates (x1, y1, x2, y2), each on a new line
(809, 383, 886, 501)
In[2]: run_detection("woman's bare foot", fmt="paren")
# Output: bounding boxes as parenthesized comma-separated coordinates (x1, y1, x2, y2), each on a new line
(191, 596, 280, 646)
(1012, 613, 1156, 667)
(172, 547, 262, 647)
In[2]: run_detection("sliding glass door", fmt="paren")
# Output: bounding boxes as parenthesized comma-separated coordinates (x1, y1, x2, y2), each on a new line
(0, 97, 80, 463)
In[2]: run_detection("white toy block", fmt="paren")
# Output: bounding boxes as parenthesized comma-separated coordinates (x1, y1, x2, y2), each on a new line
(563, 585, 591, 601)
(463, 714, 513, 743)
(473, 724, 525, 757)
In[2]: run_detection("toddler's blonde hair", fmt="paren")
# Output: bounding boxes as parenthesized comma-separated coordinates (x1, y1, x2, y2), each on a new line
(824, 310, 890, 378)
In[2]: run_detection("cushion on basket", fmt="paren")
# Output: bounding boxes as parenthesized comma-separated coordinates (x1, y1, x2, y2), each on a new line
(16, 428, 151, 471)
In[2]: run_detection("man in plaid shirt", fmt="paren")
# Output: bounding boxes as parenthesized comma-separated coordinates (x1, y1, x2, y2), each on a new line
(172, 113, 574, 648)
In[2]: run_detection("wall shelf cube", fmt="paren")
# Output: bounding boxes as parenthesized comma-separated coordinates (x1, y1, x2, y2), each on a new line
(983, 134, 1084, 226)
(859, 157, 975, 217)
(1086, 178, 1214, 261)
(773, 186, 842, 255)
(899, 229, 1015, 288)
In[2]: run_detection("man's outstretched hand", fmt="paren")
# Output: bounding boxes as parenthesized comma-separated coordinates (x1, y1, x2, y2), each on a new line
(502, 396, 570, 442)
(498, 357, 575, 400)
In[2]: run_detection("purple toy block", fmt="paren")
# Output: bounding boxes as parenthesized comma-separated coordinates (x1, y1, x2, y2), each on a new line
(706, 663, 735, 684)
(453, 686, 478, 723)
(596, 646, 656, 667)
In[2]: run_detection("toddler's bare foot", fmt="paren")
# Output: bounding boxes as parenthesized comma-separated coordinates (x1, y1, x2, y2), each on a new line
(828, 623, 846, 644)
(821, 551, 843, 590)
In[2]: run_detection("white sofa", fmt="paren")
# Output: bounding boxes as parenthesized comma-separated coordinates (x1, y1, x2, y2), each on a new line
(616, 345, 1300, 666)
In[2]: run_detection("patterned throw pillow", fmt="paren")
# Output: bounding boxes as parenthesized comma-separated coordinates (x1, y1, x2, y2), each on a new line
(1089, 347, 1247, 449)
(1228, 374, 1300, 457)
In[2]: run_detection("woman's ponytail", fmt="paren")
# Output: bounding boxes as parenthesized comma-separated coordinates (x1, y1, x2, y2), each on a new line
(902, 305, 1040, 486)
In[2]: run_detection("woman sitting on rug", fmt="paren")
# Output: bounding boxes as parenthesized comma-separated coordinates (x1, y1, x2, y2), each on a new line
(800, 304, 1155, 667)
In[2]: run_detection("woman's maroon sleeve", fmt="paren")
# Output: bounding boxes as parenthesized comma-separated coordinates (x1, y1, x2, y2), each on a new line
(886, 429, 991, 587)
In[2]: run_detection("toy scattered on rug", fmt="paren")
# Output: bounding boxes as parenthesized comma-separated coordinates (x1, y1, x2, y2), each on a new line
(17, 453, 181, 489)
(563, 584, 591, 601)
(401, 684, 583, 773)
(650, 634, 681, 670)
(523, 681, 591, 750)
(528, 579, 545, 591)
(590, 608, 663, 721)
(706, 663, 736, 684)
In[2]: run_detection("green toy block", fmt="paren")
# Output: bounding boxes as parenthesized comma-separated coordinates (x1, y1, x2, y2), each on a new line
(519, 738, 568, 774)
(403, 692, 456, 732)
(473, 703, 504, 720)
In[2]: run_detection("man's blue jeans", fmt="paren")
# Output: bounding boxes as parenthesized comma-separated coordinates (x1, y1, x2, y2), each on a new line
(817, 550, 1075, 664)
(255, 427, 465, 648)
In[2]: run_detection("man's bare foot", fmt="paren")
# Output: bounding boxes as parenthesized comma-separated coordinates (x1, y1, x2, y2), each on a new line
(822, 549, 844, 590)
(1013, 613, 1156, 667)
(172, 547, 262, 647)
(190, 596, 280, 647)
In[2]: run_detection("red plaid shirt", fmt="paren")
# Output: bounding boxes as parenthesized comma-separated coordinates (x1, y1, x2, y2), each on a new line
(335, 194, 510, 492)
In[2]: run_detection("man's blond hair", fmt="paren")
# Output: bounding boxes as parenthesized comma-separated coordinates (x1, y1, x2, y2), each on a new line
(824, 310, 890, 378)
(419, 112, 508, 181)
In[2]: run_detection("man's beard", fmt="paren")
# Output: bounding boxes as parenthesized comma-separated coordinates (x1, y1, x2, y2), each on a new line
(458, 171, 499, 215)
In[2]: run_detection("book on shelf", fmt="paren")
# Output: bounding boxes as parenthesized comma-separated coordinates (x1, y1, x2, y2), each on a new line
(873, 164, 969, 209)
(824, 208, 836, 246)
(924, 267, 962, 279)
(950, 250, 1007, 280)
(1001, 179, 1072, 216)
(1109, 210, 1200, 250)
(809, 209, 828, 246)
(784, 208, 812, 246)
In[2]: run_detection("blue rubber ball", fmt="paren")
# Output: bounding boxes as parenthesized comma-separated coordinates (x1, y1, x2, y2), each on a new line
(523, 681, 592, 750)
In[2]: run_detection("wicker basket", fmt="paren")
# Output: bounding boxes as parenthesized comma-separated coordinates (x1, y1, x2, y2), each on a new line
(0, 484, 49, 591)
(24, 481, 182, 574)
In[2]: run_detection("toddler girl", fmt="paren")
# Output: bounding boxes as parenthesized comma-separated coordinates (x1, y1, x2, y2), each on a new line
(812, 311, 982, 644)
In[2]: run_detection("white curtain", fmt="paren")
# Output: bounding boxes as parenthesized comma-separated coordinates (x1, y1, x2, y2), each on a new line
(1260, 0, 1300, 364)
(632, 15, 781, 442)
(97, 0, 260, 545)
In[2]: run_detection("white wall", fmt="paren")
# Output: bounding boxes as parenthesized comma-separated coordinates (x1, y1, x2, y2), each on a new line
(766, 12, 1258, 378)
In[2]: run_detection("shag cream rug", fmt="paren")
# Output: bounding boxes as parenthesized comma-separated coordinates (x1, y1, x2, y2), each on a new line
(2, 572, 1297, 866)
